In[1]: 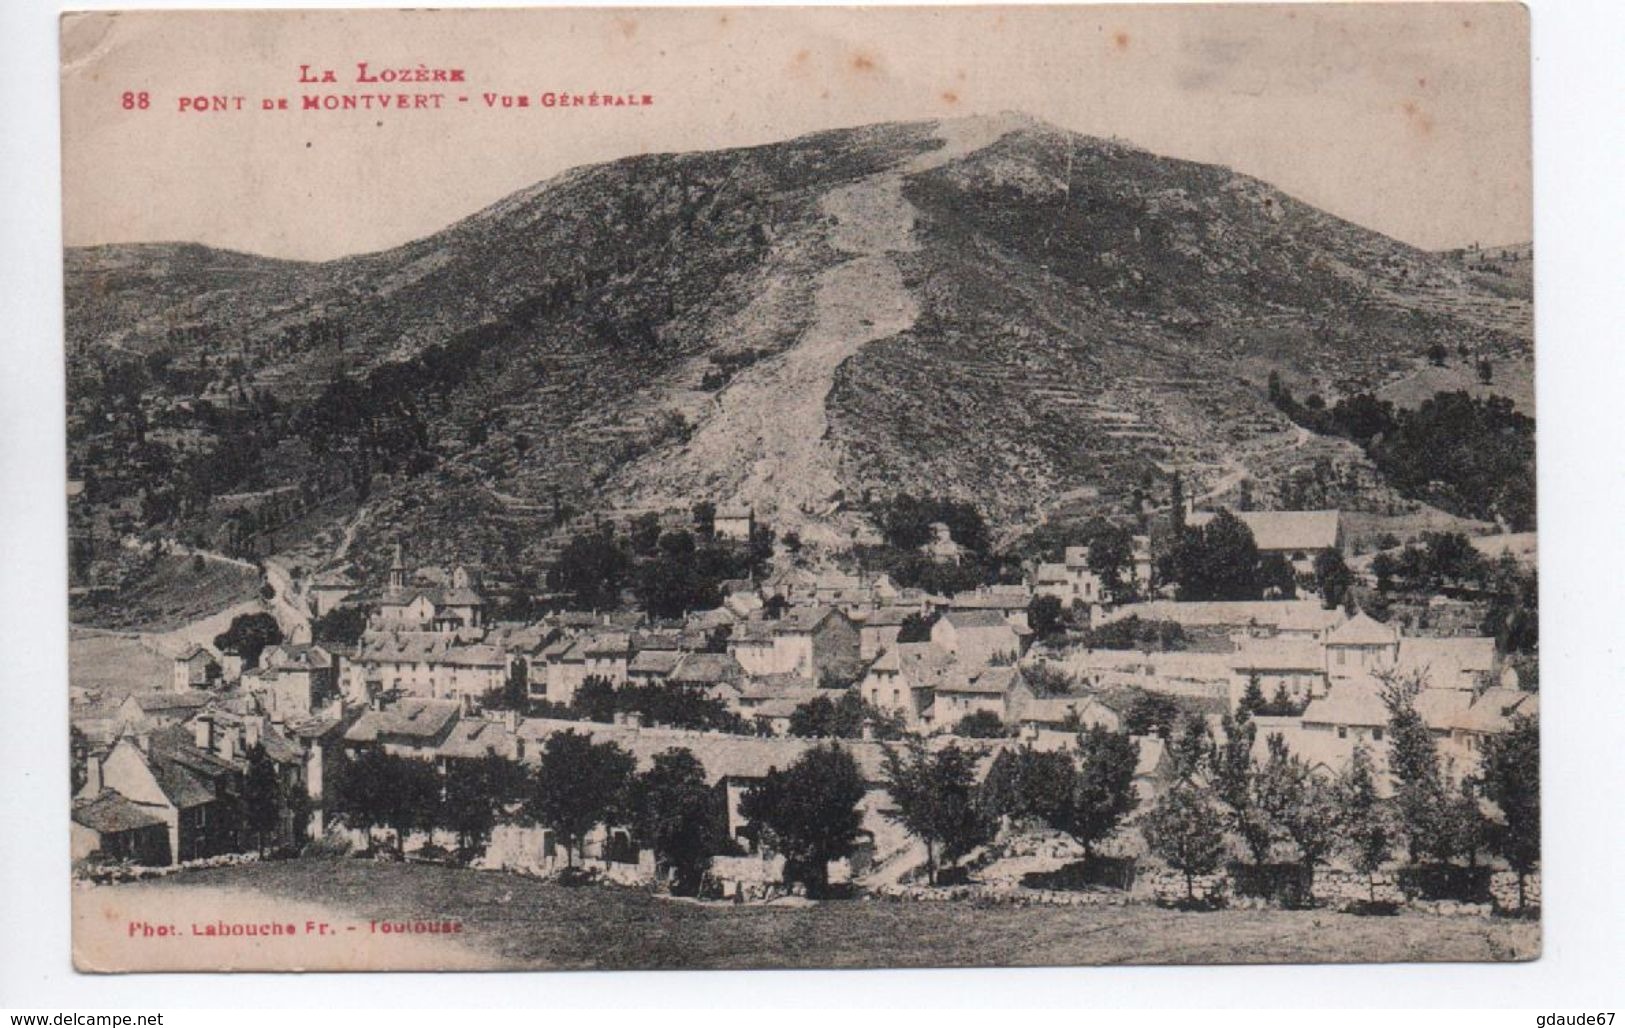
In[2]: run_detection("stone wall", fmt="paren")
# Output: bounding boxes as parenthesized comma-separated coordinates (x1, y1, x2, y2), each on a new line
(874, 866, 1542, 918)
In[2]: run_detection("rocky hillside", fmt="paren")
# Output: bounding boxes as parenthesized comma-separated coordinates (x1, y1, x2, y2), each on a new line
(65, 114, 1532, 573)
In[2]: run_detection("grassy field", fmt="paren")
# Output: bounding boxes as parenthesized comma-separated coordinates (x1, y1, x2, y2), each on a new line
(87, 859, 1540, 971)
(68, 632, 175, 694)
(71, 553, 262, 633)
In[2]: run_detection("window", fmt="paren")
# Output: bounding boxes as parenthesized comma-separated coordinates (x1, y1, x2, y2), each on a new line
(1337, 727, 1348, 739)
(1373, 728, 1384, 741)
(1337, 650, 1346, 666)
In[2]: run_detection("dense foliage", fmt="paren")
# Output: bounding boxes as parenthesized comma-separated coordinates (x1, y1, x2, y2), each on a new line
(1271, 384, 1535, 531)
(739, 744, 867, 897)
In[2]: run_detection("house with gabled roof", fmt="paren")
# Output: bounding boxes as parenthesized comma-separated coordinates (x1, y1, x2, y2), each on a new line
(931, 608, 1024, 669)
(1301, 684, 1390, 745)
(71, 789, 170, 865)
(74, 719, 305, 866)
(850, 605, 917, 659)
(343, 697, 462, 759)
(250, 642, 340, 720)
(727, 606, 860, 683)
(859, 642, 955, 727)
(307, 565, 359, 617)
(1186, 509, 1343, 572)
(1229, 637, 1328, 708)
(1324, 610, 1401, 684)
(171, 643, 220, 692)
(935, 665, 1029, 728)
(708, 503, 753, 543)
(626, 647, 685, 685)
(669, 652, 745, 693)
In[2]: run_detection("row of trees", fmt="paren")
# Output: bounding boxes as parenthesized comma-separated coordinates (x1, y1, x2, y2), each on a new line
(532, 675, 752, 734)
(334, 735, 732, 895)
(878, 727, 1143, 885)
(1137, 677, 1540, 907)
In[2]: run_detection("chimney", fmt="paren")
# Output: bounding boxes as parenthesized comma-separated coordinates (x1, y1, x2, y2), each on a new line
(192, 718, 212, 750)
(460, 693, 474, 717)
(859, 717, 875, 741)
(504, 709, 518, 733)
(244, 717, 262, 750)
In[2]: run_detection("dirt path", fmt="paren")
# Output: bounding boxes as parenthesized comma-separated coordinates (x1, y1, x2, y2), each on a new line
(1192, 423, 1312, 506)
(623, 115, 1023, 545)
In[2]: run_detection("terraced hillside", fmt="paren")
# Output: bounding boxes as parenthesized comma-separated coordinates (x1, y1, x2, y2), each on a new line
(66, 114, 1532, 576)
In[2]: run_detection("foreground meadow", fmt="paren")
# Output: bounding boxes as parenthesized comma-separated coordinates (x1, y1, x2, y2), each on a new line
(76, 859, 1539, 972)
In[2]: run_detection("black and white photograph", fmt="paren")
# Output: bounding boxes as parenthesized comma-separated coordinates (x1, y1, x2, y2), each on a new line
(49, 2, 1549, 976)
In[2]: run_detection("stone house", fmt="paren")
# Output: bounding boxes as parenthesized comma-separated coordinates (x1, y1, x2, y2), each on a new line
(931, 609, 1023, 669)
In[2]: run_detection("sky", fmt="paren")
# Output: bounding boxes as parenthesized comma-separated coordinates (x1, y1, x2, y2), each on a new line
(60, 4, 1531, 261)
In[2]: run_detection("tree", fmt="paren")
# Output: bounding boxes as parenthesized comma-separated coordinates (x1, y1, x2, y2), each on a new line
(1084, 520, 1136, 603)
(336, 749, 440, 854)
(1237, 676, 1268, 719)
(1380, 673, 1448, 862)
(242, 743, 283, 857)
(1281, 774, 1342, 896)
(786, 691, 902, 740)
(442, 754, 527, 855)
(1069, 726, 1142, 858)
(1251, 740, 1344, 898)
(1143, 782, 1227, 901)
(952, 710, 1011, 739)
(1212, 711, 1276, 865)
(1257, 554, 1297, 599)
(627, 748, 730, 895)
(1370, 551, 1399, 593)
(527, 730, 635, 867)
(552, 530, 629, 610)
(213, 611, 283, 668)
(572, 675, 619, 723)
(1167, 714, 1212, 781)
(1262, 681, 1304, 717)
(1338, 745, 1393, 902)
(1173, 509, 1262, 601)
(1123, 691, 1183, 738)
(739, 744, 867, 897)
(380, 755, 442, 854)
(1480, 715, 1540, 909)
(691, 500, 716, 539)
(1436, 777, 1490, 868)
(629, 512, 663, 556)
(1028, 594, 1066, 640)
(1022, 661, 1076, 698)
(896, 612, 933, 643)
(882, 741, 993, 885)
(70, 725, 90, 795)
(1313, 550, 1354, 610)
(977, 745, 1077, 835)
(311, 605, 366, 647)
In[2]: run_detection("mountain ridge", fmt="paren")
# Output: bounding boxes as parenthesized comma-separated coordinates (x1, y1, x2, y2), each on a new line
(65, 114, 1532, 576)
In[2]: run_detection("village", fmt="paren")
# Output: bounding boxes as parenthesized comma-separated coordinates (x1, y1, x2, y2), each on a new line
(69, 494, 1542, 919)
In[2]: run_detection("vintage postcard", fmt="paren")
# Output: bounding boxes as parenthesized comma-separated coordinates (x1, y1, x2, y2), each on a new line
(63, 4, 1538, 972)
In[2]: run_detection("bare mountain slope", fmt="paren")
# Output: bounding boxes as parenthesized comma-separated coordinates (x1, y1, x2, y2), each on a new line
(66, 115, 1531, 573)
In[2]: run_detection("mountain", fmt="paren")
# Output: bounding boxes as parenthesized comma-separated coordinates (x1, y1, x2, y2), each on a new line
(65, 114, 1532, 575)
